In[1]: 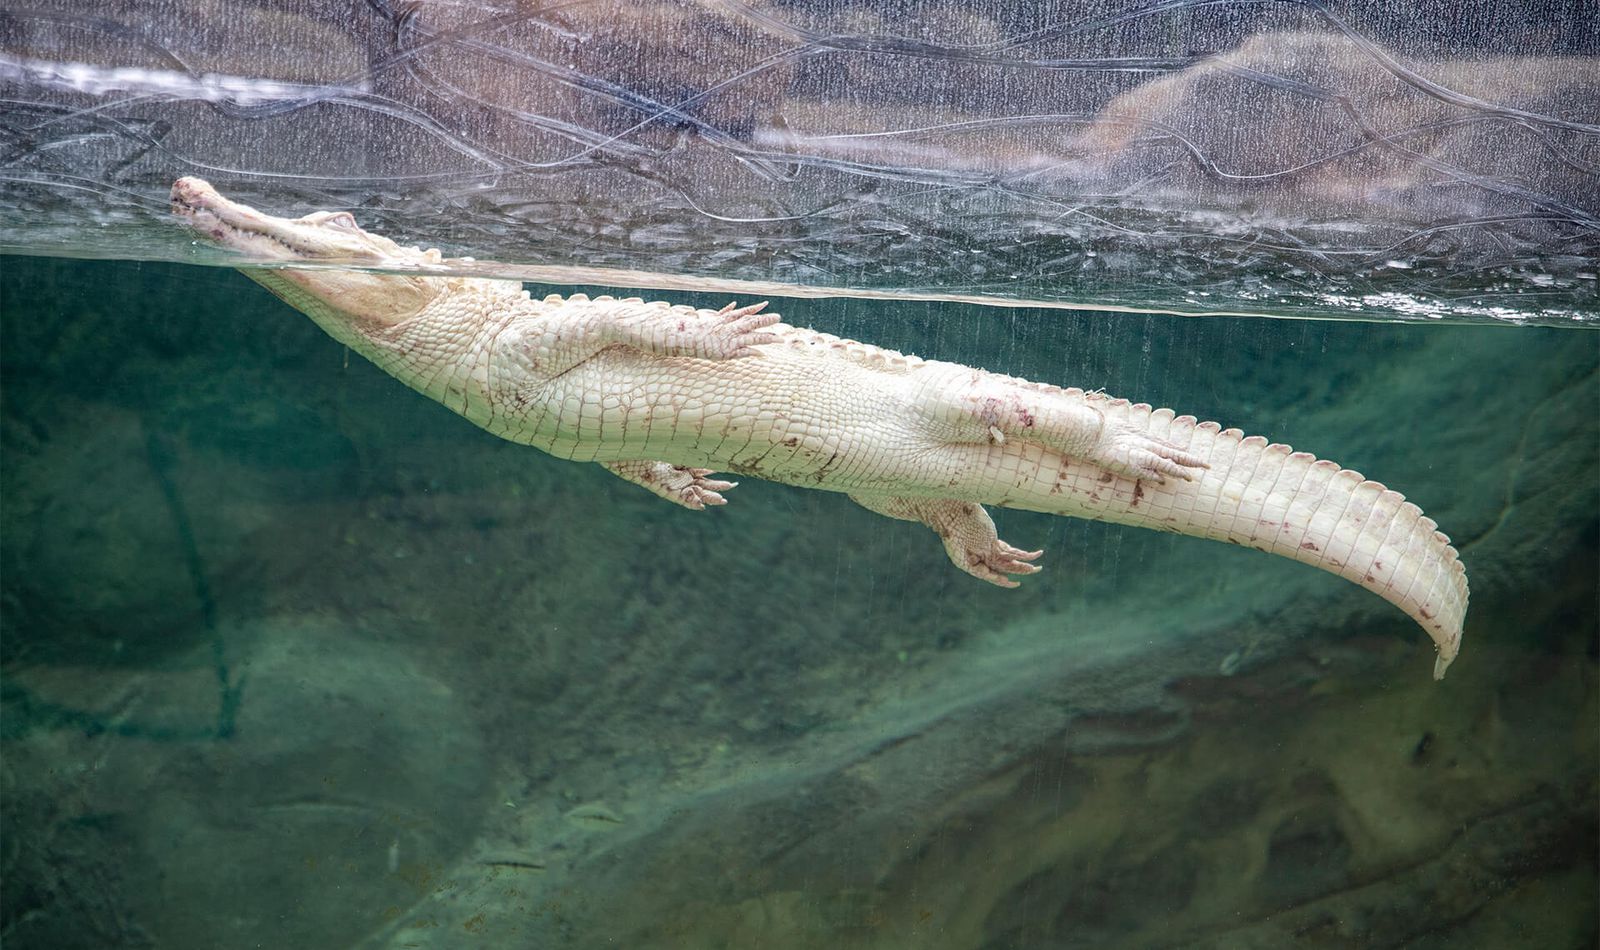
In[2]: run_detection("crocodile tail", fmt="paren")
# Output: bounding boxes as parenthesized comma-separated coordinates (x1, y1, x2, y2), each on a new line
(1042, 396, 1469, 679)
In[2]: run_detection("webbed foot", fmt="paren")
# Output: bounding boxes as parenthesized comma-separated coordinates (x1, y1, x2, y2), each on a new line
(1094, 425, 1210, 483)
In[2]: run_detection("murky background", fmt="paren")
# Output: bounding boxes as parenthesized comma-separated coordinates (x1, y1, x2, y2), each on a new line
(4, 254, 1595, 948)
(2, 1, 1597, 947)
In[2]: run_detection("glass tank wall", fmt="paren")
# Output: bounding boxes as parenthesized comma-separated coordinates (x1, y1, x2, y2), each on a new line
(1, 0, 1596, 323)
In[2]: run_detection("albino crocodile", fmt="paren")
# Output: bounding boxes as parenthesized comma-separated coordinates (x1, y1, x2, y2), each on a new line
(170, 177, 1468, 678)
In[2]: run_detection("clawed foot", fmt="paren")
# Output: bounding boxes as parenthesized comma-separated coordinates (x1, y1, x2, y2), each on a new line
(702, 301, 781, 360)
(1096, 425, 1209, 483)
(604, 460, 737, 510)
(652, 465, 737, 510)
(948, 532, 1044, 589)
(850, 495, 1044, 588)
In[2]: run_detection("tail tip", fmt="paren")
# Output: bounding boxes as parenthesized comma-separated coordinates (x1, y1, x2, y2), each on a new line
(1432, 645, 1458, 680)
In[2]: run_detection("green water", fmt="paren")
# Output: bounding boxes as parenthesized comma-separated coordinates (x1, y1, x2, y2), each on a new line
(1, 254, 1595, 948)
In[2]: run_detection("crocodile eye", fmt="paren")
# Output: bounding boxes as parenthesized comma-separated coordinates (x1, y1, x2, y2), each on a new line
(326, 212, 358, 230)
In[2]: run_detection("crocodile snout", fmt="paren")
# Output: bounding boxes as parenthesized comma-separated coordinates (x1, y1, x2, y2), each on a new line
(170, 176, 218, 215)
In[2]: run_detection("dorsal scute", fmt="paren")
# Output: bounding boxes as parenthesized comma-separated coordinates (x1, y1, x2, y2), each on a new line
(766, 324, 928, 374)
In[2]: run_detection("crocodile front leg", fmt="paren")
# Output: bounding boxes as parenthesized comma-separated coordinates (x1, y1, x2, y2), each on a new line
(518, 296, 781, 378)
(851, 495, 1043, 588)
(604, 460, 739, 510)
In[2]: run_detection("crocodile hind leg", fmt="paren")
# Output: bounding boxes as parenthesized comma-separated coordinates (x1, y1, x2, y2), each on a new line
(604, 460, 737, 510)
(851, 494, 1042, 587)
(918, 368, 1208, 483)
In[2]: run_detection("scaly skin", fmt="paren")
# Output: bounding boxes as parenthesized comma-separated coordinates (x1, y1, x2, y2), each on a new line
(170, 177, 1468, 679)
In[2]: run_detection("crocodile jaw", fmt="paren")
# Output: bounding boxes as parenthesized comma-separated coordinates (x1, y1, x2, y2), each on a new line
(171, 176, 431, 263)
(171, 176, 448, 330)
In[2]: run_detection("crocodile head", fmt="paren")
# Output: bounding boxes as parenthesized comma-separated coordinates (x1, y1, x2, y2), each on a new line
(170, 176, 451, 332)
